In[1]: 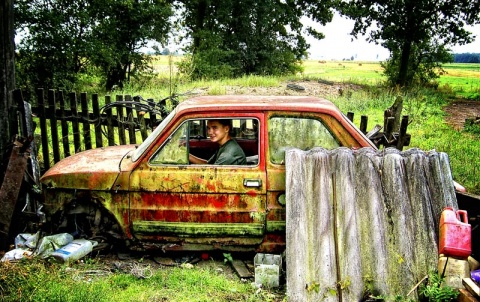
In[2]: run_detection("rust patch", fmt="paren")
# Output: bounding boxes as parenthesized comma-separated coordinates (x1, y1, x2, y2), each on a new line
(0, 141, 29, 237)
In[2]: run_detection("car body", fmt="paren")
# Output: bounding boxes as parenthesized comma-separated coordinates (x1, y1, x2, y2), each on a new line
(40, 95, 376, 253)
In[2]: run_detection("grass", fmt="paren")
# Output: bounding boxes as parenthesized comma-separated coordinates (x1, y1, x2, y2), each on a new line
(0, 257, 279, 302)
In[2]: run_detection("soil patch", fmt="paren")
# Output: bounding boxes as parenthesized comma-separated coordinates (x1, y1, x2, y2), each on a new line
(443, 100, 480, 130)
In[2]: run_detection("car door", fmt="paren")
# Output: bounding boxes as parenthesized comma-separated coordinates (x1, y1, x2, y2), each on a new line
(128, 114, 266, 248)
(264, 111, 365, 236)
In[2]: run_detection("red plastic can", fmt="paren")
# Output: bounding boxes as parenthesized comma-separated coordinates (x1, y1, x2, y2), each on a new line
(439, 207, 471, 258)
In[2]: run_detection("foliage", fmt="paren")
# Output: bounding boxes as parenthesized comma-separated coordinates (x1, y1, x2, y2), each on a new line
(14, 0, 173, 91)
(338, 0, 480, 87)
(175, 0, 335, 79)
(419, 272, 459, 302)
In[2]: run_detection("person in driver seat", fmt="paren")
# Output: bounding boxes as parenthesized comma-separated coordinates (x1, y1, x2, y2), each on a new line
(189, 119, 246, 165)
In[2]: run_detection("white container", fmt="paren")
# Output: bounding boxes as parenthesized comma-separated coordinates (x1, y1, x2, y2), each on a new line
(254, 253, 282, 288)
(50, 239, 96, 264)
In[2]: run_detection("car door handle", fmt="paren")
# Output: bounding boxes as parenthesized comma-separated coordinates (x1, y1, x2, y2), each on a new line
(243, 179, 262, 188)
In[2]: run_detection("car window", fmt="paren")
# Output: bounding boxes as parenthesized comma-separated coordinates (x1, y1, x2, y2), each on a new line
(150, 118, 259, 166)
(132, 110, 175, 162)
(150, 121, 189, 165)
(268, 116, 340, 164)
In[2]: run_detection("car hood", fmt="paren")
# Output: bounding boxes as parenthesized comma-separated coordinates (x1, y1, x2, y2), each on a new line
(40, 145, 136, 190)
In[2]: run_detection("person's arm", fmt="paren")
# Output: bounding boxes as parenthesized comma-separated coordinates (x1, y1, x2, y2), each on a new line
(189, 153, 207, 164)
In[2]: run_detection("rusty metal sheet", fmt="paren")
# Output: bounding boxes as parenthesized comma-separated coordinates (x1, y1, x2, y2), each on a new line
(0, 141, 28, 236)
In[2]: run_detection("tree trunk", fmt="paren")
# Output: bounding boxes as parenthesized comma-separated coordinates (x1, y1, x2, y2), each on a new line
(397, 40, 412, 86)
(192, 0, 208, 52)
(0, 0, 15, 169)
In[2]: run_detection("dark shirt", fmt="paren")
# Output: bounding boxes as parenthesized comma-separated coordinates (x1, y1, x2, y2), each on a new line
(207, 139, 246, 165)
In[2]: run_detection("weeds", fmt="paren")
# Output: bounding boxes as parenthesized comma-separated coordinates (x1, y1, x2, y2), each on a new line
(0, 258, 271, 302)
(419, 272, 459, 302)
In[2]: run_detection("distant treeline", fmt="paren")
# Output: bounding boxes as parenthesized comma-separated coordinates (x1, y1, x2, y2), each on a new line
(453, 53, 480, 63)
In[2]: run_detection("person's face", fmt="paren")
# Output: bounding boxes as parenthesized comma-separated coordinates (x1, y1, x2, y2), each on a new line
(207, 120, 230, 145)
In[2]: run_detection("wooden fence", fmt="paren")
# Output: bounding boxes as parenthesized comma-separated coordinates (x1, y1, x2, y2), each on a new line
(12, 88, 410, 173)
(12, 88, 168, 172)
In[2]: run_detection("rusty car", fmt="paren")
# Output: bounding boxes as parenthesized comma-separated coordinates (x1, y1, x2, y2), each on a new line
(40, 95, 377, 253)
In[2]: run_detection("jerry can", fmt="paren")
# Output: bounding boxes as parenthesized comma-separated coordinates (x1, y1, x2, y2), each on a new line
(439, 207, 471, 258)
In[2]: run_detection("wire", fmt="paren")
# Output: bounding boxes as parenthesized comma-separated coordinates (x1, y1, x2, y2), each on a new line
(96, 93, 186, 143)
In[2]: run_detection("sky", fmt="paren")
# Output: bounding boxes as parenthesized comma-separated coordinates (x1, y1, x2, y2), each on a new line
(305, 13, 480, 61)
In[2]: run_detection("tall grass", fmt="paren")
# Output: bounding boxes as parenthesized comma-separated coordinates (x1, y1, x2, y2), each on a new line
(330, 85, 480, 194)
(0, 258, 277, 302)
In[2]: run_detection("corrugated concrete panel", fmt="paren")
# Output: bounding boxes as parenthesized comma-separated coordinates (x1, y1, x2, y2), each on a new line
(286, 147, 457, 301)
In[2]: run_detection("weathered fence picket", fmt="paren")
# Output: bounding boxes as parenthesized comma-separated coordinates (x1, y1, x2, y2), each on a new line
(12, 88, 165, 172)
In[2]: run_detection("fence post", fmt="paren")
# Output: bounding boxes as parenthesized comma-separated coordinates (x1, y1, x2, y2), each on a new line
(80, 92, 92, 150)
(148, 98, 157, 129)
(360, 115, 368, 134)
(36, 89, 50, 170)
(125, 95, 136, 145)
(396, 115, 409, 151)
(69, 92, 81, 153)
(48, 89, 60, 164)
(58, 91, 71, 158)
(116, 95, 126, 145)
(105, 95, 115, 146)
(134, 96, 148, 141)
(347, 111, 354, 122)
(92, 94, 103, 148)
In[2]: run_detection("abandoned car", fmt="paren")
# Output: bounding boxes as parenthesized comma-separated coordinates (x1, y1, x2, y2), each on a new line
(40, 95, 376, 252)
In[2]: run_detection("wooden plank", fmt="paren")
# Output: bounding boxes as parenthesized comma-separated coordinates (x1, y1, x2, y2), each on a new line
(134, 97, 148, 141)
(105, 96, 115, 146)
(463, 278, 480, 298)
(148, 98, 157, 129)
(116, 95, 126, 145)
(360, 115, 368, 134)
(347, 111, 354, 122)
(231, 259, 253, 279)
(125, 95, 136, 144)
(13, 89, 26, 138)
(81, 92, 92, 150)
(36, 88, 50, 170)
(48, 89, 60, 163)
(459, 288, 480, 302)
(396, 115, 409, 151)
(92, 94, 103, 148)
(58, 90, 71, 158)
(69, 92, 81, 153)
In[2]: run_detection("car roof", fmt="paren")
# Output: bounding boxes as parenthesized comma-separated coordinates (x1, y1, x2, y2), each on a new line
(176, 95, 343, 115)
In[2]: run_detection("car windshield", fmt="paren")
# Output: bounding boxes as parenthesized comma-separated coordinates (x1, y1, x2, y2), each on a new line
(131, 110, 176, 162)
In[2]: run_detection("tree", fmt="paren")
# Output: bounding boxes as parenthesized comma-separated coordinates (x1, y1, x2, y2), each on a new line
(338, 0, 480, 86)
(15, 0, 173, 91)
(88, 0, 172, 89)
(176, 0, 336, 79)
(0, 0, 15, 162)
